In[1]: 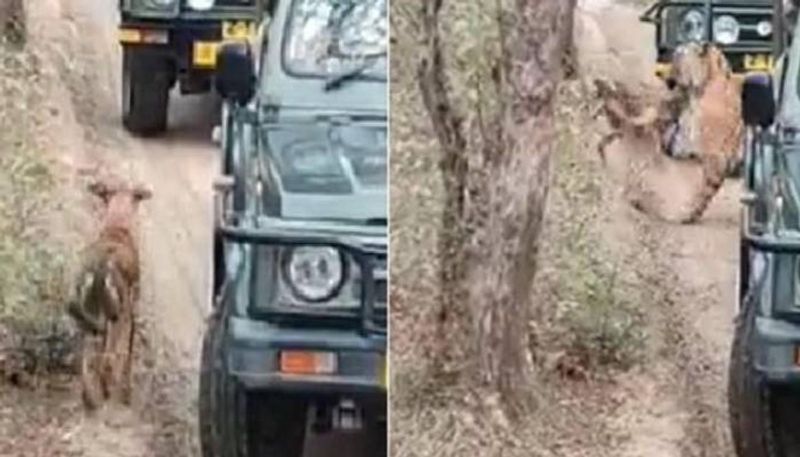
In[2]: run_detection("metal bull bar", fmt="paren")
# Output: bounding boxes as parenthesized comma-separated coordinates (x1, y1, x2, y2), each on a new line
(741, 129, 800, 255)
(218, 221, 387, 336)
(215, 105, 387, 336)
(640, 0, 759, 27)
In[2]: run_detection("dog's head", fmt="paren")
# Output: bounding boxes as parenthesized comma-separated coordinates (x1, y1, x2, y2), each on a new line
(88, 179, 152, 214)
(666, 42, 730, 92)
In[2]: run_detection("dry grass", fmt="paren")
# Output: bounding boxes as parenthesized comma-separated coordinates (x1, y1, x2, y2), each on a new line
(0, 14, 77, 382)
(390, 5, 650, 457)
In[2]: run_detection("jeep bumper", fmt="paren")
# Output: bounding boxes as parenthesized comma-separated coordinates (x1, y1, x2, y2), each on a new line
(754, 316, 800, 384)
(118, 19, 256, 70)
(655, 51, 774, 80)
(224, 316, 387, 395)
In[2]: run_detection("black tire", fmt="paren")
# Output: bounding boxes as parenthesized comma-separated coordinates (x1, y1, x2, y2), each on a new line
(737, 237, 749, 311)
(121, 48, 170, 136)
(199, 310, 223, 457)
(218, 370, 249, 457)
(728, 293, 800, 457)
(199, 278, 305, 457)
(217, 381, 307, 457)
(247, 396, 307, 457)
(228, 124, 247, 214)
(365, 417, 387, 457)
(212, 233, 225, 299)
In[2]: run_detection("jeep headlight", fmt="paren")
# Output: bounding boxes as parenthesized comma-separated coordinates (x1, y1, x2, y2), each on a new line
(282, 247, 345, 302)
(757, 20, 773, 38)
(679, 9, 706, 42)
(713, 15, 740, 45)
(186, 0, 214, 10)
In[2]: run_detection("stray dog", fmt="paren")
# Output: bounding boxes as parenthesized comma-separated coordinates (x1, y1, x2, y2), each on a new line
(68, 179, 151, 410)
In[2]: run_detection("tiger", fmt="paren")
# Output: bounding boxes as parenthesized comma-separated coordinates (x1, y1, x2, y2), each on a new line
(597, 42, 744, 224)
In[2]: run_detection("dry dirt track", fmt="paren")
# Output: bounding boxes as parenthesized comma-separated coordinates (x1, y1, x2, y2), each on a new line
(577, 0, 739, 456)
(22, 0, 368, 455)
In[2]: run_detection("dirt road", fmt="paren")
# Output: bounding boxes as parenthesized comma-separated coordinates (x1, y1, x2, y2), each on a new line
(577, 0, 738, 455)
(18, 0, 368, 455)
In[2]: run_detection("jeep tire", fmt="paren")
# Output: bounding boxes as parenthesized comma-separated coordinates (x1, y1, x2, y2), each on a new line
(366, 416, 388, 456)
(728, 293, 800, 457)
(122, 47, 171, 136)
(245, 395, 306, 457)
(199, 307, 223, 457)
(198, 304, 306, 457)
(217, 380, 307, 457)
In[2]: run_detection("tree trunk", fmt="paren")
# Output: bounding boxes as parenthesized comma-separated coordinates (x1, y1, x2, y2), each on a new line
(0, 0, 25, 45)
(418, 0, 576, 417)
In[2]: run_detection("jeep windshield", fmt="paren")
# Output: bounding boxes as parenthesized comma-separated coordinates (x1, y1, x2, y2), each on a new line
(262, 120, 387, 196)
(282, 0, 387, 81)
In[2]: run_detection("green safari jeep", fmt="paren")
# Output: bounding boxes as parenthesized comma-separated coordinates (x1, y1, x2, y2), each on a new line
(199, 0, 387, 455)
(728, 5, 800, 456)
(117, 0, 266, 135)
(641, 0, 776, 79)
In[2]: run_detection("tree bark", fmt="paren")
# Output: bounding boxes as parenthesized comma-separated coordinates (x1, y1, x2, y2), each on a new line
(0, 0, 25, 45)
(418, 0, 576, 417)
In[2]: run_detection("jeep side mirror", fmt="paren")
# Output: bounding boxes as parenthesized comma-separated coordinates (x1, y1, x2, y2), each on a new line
(741, 73, 775, 128)
(215, 42, 255, 106)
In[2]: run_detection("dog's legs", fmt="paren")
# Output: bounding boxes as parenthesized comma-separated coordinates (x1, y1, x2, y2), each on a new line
(99, 321, 117, 402)
(121, 289, 136, 405)
(80, 341, 103, 411)
(102, 266, 122, 322)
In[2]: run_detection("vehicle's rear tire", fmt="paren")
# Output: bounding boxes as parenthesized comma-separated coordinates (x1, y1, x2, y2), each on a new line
(121, 47, 171, 136)
(728, 293, 800, 457)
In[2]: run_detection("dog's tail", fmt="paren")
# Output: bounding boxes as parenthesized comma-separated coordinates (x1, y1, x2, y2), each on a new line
(68, 256, 120, 334)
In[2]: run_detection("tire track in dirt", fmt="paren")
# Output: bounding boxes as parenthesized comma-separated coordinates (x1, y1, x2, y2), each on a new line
(578, 1, 739, 455)
(630, 196, 737, 457)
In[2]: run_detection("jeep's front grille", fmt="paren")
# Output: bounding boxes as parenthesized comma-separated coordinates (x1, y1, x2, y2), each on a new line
(371, 253, 387, 330)
(714, 7, 772, 49)
(357, 244, 387, 333)
(211, 0, 255, 6)
(182, 0, 254, 9)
